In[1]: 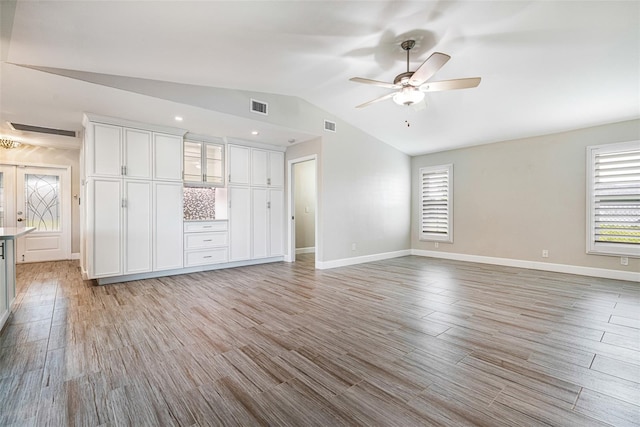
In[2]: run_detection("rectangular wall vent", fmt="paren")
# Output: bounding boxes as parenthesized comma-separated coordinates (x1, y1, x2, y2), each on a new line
(324, 120, 336, 132)
(9, 122, 76, 138)
(250, 99, 268, 115)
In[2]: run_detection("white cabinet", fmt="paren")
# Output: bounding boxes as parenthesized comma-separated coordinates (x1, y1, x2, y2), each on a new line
(228, 145, 250, 185)
(85, 122, 182, 182)
(123, 128, 152, 179)
(251, 188, 284, 258)
(153, 133, 183, 182)
(184, 139, 224, 186)
(123, 180, 152, 274)
(88, 123, 122, 177)
(83, 115, 186, 281)
(251, 149, 284, 187)
(87, 178, 123, 278)
(153, 182, 184, 271)
(183, 221, 228, 267)
(229, 186, 251, 261)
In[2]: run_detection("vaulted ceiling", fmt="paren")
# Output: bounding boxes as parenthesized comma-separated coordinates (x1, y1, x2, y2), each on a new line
(1, 1, 638, 155)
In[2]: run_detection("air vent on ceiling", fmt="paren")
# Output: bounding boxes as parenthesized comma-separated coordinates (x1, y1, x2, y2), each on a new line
(9, 122, 76, 138)
(250, 99, 268, 115)
(324, 120, 336, 132)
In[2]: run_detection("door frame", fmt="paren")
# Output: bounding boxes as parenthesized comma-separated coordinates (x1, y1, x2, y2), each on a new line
(286, 155, 318, 264)
(1, 162, 72, 262)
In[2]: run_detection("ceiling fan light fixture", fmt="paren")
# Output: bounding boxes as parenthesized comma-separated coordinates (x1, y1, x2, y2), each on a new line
(393, 87, 425, 106)
(0, 137, 21, 149)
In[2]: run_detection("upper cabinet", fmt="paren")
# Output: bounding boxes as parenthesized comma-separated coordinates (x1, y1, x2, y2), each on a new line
(228, 144, 250, 186)
(183, 139, 225, 186)
(84, 116, 183, 182)
(153, 133, 183, 182)
(251, 149, 284, 187)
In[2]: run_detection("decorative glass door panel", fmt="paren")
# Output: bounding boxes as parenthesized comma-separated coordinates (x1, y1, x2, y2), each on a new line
(24, 174, 60, 231)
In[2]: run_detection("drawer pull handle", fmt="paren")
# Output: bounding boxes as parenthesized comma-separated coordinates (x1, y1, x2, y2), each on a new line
(203, 226, 212, 228)
(203, 239, 212, 242)
(203, 256, 212, 259)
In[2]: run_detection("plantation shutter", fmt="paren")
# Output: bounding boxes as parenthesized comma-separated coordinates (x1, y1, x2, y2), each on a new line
(588, 141, 640, 257)
(420, 164, 453, 242)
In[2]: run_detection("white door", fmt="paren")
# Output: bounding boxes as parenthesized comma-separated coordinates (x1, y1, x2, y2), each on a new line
(153, 133, 183, 182)
(153, 182, 183, 271)
(252, 188, 268, 258)
(124, 180, 152, 274)
(251, 149, 268, 186)
(229, 186, 251, 261)
(123, 128, 152, 179)
(16, 167, 71, 263)
(228, 145, 250, 185)
(88, 178, 122, 278)
(268, 151, 285, 187)
(269, 188, 284, 256)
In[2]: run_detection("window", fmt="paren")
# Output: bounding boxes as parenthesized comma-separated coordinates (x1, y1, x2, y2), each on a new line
(419, 164, 453, 242)
(587, 141, 640, 257)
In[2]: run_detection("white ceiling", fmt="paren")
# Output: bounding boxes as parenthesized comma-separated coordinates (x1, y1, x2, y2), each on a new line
(1, 1, 638, 155)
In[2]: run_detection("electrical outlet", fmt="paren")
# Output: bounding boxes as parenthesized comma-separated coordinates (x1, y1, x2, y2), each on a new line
(542, 249, 549, 258)
(434, 242, 439, 248)
(351, 243, 356, 251)
(621, 257, 629, 266)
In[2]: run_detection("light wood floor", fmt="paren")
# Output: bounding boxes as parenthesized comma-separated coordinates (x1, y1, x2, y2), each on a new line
(1, 255, 639, 426)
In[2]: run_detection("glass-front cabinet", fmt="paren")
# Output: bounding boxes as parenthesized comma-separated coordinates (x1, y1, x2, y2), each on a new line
(184, 139, 225, 186)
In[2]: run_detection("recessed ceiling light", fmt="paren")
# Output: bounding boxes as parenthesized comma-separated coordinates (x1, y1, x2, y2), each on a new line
(251, 131, 259, 135)
(175, 116, 183, 122)
(288, 138, 296, 144)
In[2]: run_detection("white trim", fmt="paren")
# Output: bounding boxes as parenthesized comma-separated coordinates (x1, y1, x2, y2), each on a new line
(71, 252, 80, 260)
(316, 250, 411, 270)
(96, 256, 284, 285)
(411, 249, 640, 282)
(83, 113, 187, 136)
(287, 155, 318, 266)
(296, 247, 315, 254)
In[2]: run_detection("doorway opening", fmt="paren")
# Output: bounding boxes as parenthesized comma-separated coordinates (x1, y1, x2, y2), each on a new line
(0, 164, 71, 263)
(287, 156, 317, 266)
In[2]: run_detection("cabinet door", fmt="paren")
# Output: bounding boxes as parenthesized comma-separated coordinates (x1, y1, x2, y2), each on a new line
(228, 145, 250, 185)
(204, 143, 224, 185)
(153, 133, 183, 181)
(269, 188, 285, 256)
(183, 140, 203, 183)
(123, 128, 152, 179)
(153, 182, 184, 271)
(123, 180, 152, 274)
(269, 151, 285, 187)
(88, 178, 122, 278)
(89, 123, 122, 177)
(229, 186, 251, 261)
(251, 188, 268, 258)
(251, 149, 269, 186)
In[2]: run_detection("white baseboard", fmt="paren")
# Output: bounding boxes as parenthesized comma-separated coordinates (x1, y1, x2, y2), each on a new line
(296, 247, 316, 255)
(316, 250, 411, 270)
(71, 253, 80, 260)
(411, 249, 640, 282)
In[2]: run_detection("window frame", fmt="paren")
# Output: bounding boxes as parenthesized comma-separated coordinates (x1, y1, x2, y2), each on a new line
(586, 140, 640, 258)
(419, 163, 453, 243)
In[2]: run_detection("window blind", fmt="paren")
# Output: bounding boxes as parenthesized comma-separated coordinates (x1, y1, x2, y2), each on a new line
(420, 164, 453, 242)
(587, 141, 640, 257)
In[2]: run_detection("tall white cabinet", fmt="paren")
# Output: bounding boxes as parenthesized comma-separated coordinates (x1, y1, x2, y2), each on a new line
(228, 144, 285, 262)
(83, 114, 185, 281)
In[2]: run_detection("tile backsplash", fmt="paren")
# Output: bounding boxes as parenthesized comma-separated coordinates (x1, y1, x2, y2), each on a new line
(183, 187, 215, 220)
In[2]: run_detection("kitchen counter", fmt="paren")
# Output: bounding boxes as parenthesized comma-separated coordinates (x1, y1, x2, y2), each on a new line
(1, 227, 36, 330)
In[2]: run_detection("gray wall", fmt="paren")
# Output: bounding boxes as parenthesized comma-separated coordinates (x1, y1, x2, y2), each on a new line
(411, 119, 640, 273)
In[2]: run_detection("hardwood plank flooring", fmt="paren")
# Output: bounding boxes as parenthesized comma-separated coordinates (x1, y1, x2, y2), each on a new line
(1, 255, 639, 426)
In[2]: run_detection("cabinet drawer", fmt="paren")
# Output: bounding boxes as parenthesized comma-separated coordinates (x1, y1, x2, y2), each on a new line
(184, 232, 228, 249)
(184, 221, 228, 233)
(184, 248, 228, 267)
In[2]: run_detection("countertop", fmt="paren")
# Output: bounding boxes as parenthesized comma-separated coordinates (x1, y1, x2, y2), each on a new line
(0, 227, 36, 239)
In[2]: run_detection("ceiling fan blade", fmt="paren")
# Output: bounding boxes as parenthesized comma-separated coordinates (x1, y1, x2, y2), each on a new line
(419, 77, 481, 92)
(355, 92, 396, 108)
(409, 52, 451, 86)
(350, 77, 399, 89)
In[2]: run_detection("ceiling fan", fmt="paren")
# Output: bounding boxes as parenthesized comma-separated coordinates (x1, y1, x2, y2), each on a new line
(350, 40, 481, 108)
